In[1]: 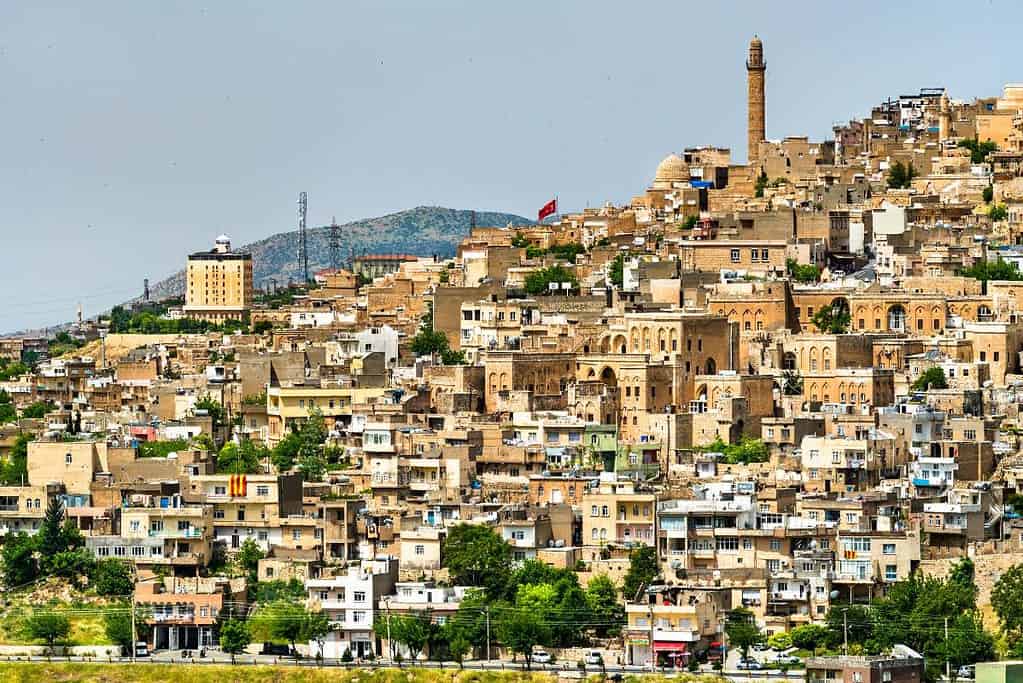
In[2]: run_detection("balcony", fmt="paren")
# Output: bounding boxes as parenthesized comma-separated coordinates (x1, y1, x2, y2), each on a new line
(148, 528, 203, 539)
(652, 628, 698, 643)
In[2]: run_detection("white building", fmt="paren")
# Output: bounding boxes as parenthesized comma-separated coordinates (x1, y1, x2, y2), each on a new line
(306, 557, 398, 658)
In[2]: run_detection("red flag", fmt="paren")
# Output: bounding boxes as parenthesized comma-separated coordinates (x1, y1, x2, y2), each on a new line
(537, 198, 557, 222)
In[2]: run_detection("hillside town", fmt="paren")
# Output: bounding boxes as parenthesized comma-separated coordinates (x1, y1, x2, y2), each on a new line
(8, 36, 1023, 680)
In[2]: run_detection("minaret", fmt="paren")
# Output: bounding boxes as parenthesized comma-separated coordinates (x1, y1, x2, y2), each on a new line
(939, 91, 951, 141)
(747, 35, 766, 165)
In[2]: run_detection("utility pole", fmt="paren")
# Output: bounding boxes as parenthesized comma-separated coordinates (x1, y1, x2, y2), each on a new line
(386, 607, 392, 660)
(130, 591, 136, 663)
(485, 606, 491, 661)
(648, 606, 655, 672)
(843, 608, 849, 656)
(297, 192, 309, 284)
(945, 617, 951, 681)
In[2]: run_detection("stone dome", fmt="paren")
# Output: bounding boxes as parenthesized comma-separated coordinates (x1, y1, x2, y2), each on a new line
(654, 154, 687, 183)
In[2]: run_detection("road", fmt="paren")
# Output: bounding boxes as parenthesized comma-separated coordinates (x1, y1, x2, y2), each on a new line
(0, 652, 807, 680)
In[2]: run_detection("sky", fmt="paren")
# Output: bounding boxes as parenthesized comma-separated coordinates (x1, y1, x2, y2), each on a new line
(1, 0, 1021, 333)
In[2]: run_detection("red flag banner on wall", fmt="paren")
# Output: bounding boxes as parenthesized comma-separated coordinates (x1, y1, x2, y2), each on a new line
(229, 473, 247, 497)
(538, 198, 557, 222)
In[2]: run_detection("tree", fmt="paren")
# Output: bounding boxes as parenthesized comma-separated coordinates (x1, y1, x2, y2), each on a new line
(219, 619, 251, 662)
(786, 258, 821, 284)
(444, 589, 492, 655)
(305, 609, 332, 660)
(22, 401, 54, 419)
(781, 370, 804, 396)
(47, 548, 94, 579)
(824, 604, 872, 650)
(443, 524, 512, 596)
(790, 623, 829, 652)
(375, 613, 433, 661)
(768, 632, 792, 650)
(586, 574, 624, 637)
(940, 612, 995, 679)
(911, 367, 948, 392)
(93, 559, 133, 597)
(236, 538, 265, 587)
(103, 605, 148, 655)
(409, 329, 449, 356)
(724, 608, 764, 664)
(38, 497, 67, 558)
(440, 348, 467, 365)
(271, 432, 302, 472)
(448, 633, 470, 668)
(983, 185, 994, 203)
(754, 170, 768, 198)
(496, 608, 551, 670)
(990, 203, 1008, 221)
(0, 434, 30, 485)
(24, 612, 71, 653)
(524, 265, 578, 296)
(250, 601, 325, 658)
(950, 558, 977, 596)
(959, 138, 998, 164)
(2, 532, 37, 587)
(887, 160, 917, 189)
(622, 545, 658, 601)
(811, 303, 851, 334)
(218, 441, 263, 474)
(960, 257, 1023, 282)
(992, 563, 1023, 637)
(609, 253, 626, 288)
(298, 454, 327, 482)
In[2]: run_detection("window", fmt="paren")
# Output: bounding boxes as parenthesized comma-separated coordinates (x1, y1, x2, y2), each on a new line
(258, 531, 268, 541)
(761, 248, 769, 261)
(97, 546, 110, 557)
(292, 529, 301, 540)
(750, 249, 759, 262)
(743, 538, 752, 550)
(602, 505, 609, 517)
(65, 453, 72, 465)
(730, 249, 740, 263)
(964, 429, 976, 440)
(980, 351, 987, 361)
(352, 611, 366, 623)
(214, 509, 225, 519)
(512, 530, 525, 540)
(591, 505, 598, 517)
(415, 544, 425, 555)
(885, 564, 898, 581)
(256, 486, 269, 496)
(353, 591, 366, 602)
(770, 540, 781, 551)
(883, 543, 896, 555)
(214, 486, 226, 496)
(995, 352, 1001, 362)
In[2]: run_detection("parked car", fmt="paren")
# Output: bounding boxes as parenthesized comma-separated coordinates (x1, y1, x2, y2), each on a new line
(958, 665, 975, 679)
(134, 641, 149, 658)
(532, 650, 552, 664)
(585, 651, 603, 666)
(737, 658, 763, 670)
(776, 654, 802, 665)
(261, 642, 292, 656)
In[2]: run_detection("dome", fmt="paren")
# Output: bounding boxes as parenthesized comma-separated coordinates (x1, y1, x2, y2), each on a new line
(654, 154, 688, 183)
(215, 234, 231, 243)
(749, 35, 762, 47)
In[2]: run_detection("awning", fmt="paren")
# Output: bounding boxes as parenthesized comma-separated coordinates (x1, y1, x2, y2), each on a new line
(653, 641, 688, 653)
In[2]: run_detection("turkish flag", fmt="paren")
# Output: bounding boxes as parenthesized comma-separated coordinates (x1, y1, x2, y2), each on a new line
(538, 198, 557, 222)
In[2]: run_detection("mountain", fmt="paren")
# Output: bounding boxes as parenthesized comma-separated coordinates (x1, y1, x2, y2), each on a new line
(146, 206, 533, 300)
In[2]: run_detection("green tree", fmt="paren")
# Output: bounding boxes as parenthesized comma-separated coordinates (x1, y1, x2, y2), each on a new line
(375, 613, 433, 661)
(219, 619, 251, 662)
(103, 605, 148, 655)
(92, 559, 133, 596)
(754, 170, 768, 198)
(990, 203, 1008, 221)
(1, 532, 37, 587)
(992, 563, 1023, 639)
(811, 304, 851, 334)
(609, 253, 626, 288)
(789, 623, 829, 652)
(298, 454, 327, 482)
(252, 579, 306, 603)
(37, 497, 68, 558)
(887, 160, 917, 189)
(495, 608, 551, 670)
(586, 574, 624, 637)
(961, 258, 1023, 282)
(622, 545, 658, 601)
(305, 609, 332, 660)
(786, 258, 821, 284)
(22, 401, 55, 419)
(440, 348, 467, 365)
(0, 434, 30, 485)
(447, 633, 471, 668)
(524, 265, 578, 296)
(911, 367, 949, 392)
(959, 138, 998, 164)
(768, 631, 792, 650)
(940, 612, 995, 678)
(218, 440, 265, 474)
(271, 432, 302, 472)
(824, 604, 872, 650)
(983, 185, 994, 203)
(195, 396, 224, 436)
(236, 538, 265, 588)
(410, 329, 450, 356)
(250, 600, 325, 658)
(443, 524, 512, 597)
(0, 390, 15, 424)
(724, 608, 764, 664)
(24, 612, 71, 653)
(444, 589, 492, 655)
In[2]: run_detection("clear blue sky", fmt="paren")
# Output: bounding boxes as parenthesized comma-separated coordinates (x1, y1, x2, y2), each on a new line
(0, 0, 1019, 332)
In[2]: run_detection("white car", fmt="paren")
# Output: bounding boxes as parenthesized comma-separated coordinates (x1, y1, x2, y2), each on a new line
(585, 651, 603, 666)
(532, 650, 552, 664)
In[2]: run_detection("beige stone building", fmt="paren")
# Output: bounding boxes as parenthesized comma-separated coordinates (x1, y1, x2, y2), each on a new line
(184, 235, 254, 323)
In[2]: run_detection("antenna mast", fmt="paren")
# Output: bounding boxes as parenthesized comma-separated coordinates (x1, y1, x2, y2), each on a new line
(328, 215, 342, 272)
(297, 191, 309, 283)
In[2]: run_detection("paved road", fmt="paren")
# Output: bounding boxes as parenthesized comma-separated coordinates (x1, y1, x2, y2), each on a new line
(0, 653, 807, 680)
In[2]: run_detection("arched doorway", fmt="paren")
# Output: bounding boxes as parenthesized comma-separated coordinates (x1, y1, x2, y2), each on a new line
(887, 305, 906, 332)
(705, 358, 717, 375)
(599, 367, 618, 387)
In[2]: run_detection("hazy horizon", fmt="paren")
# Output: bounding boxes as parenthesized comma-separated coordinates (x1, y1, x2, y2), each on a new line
(2, 0, 1021, 332)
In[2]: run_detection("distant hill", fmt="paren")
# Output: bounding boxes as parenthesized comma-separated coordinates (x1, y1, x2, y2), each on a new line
(147, 206, 533, 300)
